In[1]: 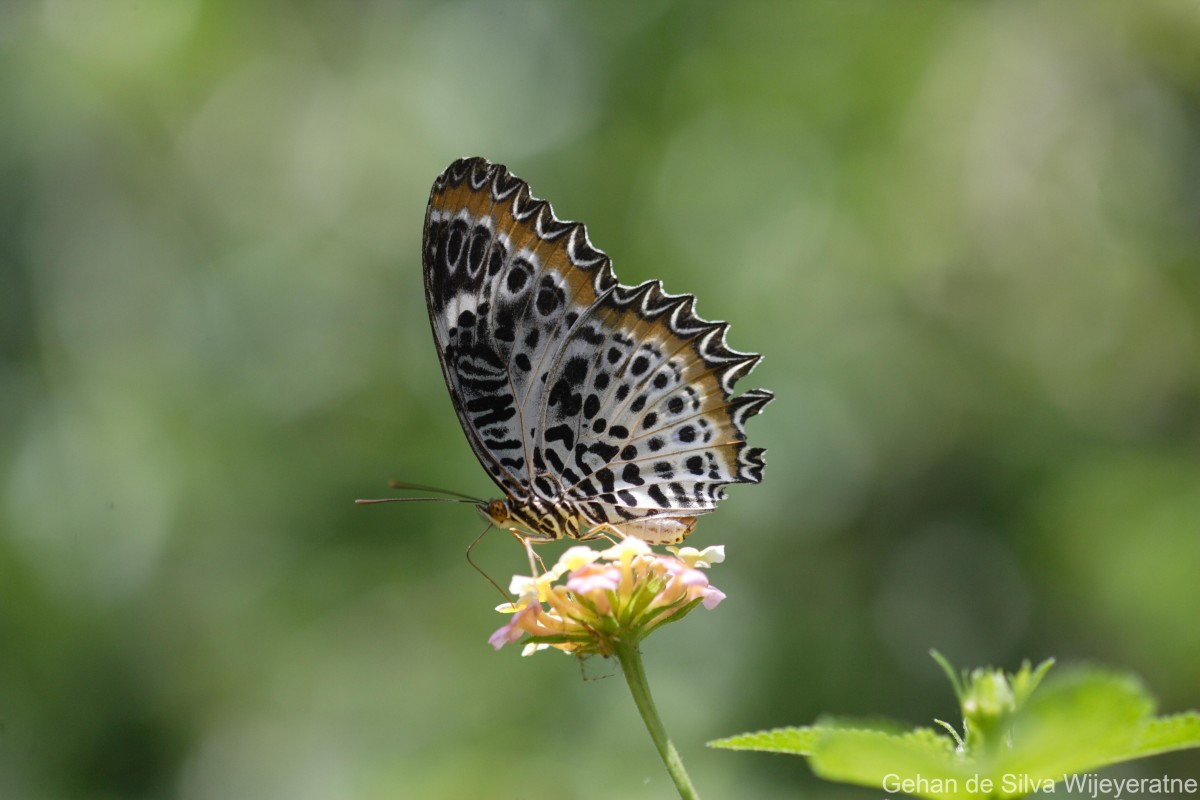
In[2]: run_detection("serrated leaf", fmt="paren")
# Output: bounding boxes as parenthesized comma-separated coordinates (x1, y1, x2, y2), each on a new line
(807, 727, 970, 799)
(708, 726, 821, 755)
(1129, 712, 1200, 759)
(712, 659, 1200, 799)
(988, 669, 1151, 779)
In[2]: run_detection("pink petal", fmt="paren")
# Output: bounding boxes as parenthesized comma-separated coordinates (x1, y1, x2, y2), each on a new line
(700, 586, 726, 610)
(488, 621, 523, 650)
(567, 570, 620, 594)
(490, 603, 544, 649)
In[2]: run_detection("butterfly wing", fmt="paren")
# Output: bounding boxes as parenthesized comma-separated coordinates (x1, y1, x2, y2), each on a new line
(424, 157, 614, 503)
(424, 159, 534, 500)
(423, 157, 771, 543)
(546, 283, 774, 538)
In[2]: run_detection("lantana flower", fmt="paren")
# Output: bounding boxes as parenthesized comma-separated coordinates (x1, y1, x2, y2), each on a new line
(489, 538, 727, 658)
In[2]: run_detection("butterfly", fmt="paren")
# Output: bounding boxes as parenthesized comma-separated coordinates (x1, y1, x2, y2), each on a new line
(419, 157, 771, 545)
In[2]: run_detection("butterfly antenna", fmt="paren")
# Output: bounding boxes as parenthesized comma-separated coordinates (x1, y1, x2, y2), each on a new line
(388, 480, 484, 503)
(355, 480, 485, 505)
(466, 522, 512, 603)
(354, 496, 477, 505)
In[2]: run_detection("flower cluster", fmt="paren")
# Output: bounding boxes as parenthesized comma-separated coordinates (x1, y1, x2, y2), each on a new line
(489, 538, 726, 657)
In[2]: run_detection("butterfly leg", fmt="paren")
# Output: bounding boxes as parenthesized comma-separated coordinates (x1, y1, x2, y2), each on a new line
(579, 522, 627, 544)
(506, 528, 548, 576)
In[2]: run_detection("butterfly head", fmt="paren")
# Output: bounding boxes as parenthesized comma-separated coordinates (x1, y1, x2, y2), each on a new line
(480, 498, 510, 527)
(475, 494, 575, 542)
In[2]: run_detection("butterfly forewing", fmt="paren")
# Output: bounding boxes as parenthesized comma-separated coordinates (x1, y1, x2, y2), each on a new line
(423, 157, 771, 543)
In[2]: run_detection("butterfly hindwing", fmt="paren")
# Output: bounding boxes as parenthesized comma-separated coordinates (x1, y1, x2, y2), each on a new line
(423, 157, 771, 543)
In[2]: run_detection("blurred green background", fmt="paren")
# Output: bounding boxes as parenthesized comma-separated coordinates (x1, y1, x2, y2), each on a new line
(2, 1, 1198, 798)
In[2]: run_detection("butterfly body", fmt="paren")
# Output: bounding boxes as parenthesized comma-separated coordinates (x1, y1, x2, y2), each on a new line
(423, 157, 771, 545)
(479, 494, 698, 544)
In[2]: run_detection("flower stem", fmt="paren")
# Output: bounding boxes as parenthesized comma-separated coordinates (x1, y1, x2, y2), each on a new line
(614, 638, 701, 800)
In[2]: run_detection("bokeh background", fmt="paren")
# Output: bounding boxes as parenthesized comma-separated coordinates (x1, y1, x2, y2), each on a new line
(2, 1, 1199, 798)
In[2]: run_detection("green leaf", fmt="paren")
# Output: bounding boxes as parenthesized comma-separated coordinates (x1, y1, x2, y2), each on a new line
(712, 655, 1200, 799)
(713, 724, 968, 799)
(708, 726, 822, 755)
(805, 727, 967, 799)
(1129, 711, 1200, 759)
(992, 669, 1152, 780)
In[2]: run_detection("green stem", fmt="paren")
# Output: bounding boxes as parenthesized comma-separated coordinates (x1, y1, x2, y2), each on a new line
(614, 638, 701, 800)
